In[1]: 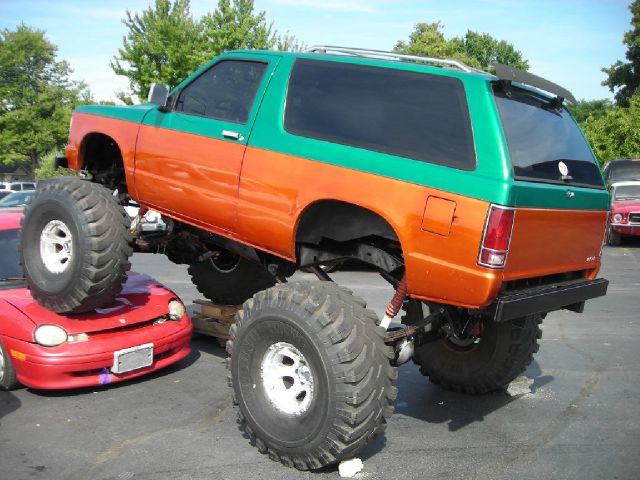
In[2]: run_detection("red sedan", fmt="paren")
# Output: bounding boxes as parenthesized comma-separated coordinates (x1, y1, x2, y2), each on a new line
(0, 210, 192, 390)
(608, 181, 640, 246)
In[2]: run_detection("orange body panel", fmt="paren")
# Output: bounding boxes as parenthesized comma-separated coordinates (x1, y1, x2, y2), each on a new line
(421, 196, 457, 236)
(236, 147, 500, 308)
(504, 208, 606, 280)
(133, 124, 244, 232)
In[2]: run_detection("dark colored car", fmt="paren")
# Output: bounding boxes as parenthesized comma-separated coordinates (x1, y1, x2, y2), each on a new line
(0, 191, 34, 208)
(603, 158, 640, 185)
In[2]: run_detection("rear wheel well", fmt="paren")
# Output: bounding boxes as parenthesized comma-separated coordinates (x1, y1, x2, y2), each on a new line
(295, 200, 403, 273)
(80, 133, 126, 192)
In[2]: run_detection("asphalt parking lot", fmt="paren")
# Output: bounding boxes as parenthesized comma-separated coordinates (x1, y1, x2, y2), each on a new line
(1, 241, 639, 480)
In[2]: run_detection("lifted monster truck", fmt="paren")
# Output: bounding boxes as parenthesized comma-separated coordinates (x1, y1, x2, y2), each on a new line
(22, 46, 609, 469)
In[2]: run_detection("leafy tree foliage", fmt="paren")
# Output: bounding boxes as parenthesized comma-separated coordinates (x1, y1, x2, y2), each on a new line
(0, 25, 89, 172)
(111, 0, 204, 102)
(569, 99, 614, 124)
(602, 1, 640, 107)
(200, 0, 276, 59)
(34, 150, 77, 180)
(395, 22, 528, 72)
(581, 95, 640, 163)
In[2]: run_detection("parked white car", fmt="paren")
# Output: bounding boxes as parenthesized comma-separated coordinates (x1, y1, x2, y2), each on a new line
(0, 181, 36, 192)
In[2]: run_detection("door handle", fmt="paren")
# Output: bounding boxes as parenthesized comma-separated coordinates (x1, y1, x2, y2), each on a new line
(222, 130, 242, 140)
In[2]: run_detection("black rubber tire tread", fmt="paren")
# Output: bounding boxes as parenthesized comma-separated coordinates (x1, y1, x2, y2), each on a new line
(413, 315, 543, 394)
(607, 226, 622, 246)
(20, 177, 132, 313)
(188, 256, 275, 305)
(0, 339, 20, 390)
(227, 280, 397, 470)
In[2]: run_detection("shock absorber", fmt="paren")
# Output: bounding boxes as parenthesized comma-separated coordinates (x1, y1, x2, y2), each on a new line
(379, 275, 407, 330)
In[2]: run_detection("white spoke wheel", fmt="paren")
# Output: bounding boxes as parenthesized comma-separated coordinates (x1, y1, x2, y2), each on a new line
(261, 342, 314, 416)
(228, 281, 397, 470)
(40, 220, 74, 274)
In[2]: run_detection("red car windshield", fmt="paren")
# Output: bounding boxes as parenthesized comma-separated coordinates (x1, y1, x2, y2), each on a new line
(613, 185, 640, 201)
(0, 228, 21, 280)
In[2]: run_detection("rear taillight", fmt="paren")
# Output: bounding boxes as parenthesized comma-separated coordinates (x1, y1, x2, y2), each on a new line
(478, 205, 515, 269)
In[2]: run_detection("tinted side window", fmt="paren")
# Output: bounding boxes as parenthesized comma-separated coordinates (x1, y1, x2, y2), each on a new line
(284, 59, 476, 170)
(23, 183, 35, 190)
(10, 184, 21, 191)
(175, 60, 267, 124)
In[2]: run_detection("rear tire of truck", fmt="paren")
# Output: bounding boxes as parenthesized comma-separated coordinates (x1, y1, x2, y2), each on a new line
(227, 281, 397, 470)
(413, 315, 542, 394)
(607, 226, 622, 246)
(188, 252, 275, 305)
(20, 177, 132, 313)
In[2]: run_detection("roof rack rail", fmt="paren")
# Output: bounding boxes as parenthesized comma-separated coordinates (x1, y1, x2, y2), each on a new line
(305, 45, 476, 73)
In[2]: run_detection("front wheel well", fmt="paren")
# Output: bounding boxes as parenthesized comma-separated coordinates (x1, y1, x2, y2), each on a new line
(80, 133, 126, 192)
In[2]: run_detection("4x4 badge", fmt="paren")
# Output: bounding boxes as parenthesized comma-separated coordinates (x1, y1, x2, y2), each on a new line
(558, 161, 569, 176)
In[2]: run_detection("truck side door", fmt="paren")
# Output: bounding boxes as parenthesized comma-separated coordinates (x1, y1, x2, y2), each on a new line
(134, 54, 280, 234)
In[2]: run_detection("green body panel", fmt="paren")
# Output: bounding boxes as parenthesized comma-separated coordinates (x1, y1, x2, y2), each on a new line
(74, 50, 609, 211)
(76, 104, 155, 123)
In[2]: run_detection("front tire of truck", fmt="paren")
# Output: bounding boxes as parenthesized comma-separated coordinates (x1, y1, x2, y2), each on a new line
(413, 314, 542, 394)
(20, 177, 132, 313)
(227, 281, 397, 470)
(188, 252, 275, 305)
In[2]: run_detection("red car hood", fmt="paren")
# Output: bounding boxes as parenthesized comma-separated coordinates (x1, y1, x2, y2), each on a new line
(611, 200, 640, 214)
(2, 273, 176, 335)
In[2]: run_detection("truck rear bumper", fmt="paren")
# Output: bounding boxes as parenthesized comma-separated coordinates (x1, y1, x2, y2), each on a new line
(485, 278, 609, 322)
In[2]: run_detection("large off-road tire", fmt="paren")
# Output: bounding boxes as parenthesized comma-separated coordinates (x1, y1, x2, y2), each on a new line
(413, 315, 542, 394)
(227, 281, 397, 470)
(607, 226, 622, 246)
(188, 252, 275, 305)
(20, 177, 132, 313)
(0, 339, 20, 390)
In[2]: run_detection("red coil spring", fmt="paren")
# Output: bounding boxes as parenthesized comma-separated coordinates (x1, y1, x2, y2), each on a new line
(385, 275, 407, 318)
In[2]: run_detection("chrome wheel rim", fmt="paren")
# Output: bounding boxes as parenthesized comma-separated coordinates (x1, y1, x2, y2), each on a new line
(261, 342, 314, 416)
(40, 220, 73, 274)
(210, 252, 240, 273)
(0, 346, 6, 383)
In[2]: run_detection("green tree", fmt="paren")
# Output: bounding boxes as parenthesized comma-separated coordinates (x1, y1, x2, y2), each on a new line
(395, 22, 528, 73)
(111, 0, 204, 102)
(34, 150, 77, 180)
(581, 95, 640, 163)
(602, 1, 640, 107)
(0, 24, 88, 173)
(200, 0, 276, 60)
(569, 99, 614, 124)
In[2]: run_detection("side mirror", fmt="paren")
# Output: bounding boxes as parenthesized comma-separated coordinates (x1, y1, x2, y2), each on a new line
(147, 83, 169, 107)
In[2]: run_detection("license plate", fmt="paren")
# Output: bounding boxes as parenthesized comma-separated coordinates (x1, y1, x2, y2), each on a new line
(112, 343, 154, 374)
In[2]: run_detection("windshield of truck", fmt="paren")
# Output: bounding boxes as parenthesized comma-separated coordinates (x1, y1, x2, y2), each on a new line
(493, 84, 604, 188)
(613, 185, 640, 201)
(0, 228, 21, 280)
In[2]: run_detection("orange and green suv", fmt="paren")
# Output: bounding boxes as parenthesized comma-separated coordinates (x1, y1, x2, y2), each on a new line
(23, 46, 608, 469)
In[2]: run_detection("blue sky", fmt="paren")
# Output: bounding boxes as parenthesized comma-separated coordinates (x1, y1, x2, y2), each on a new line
(0, 0, 632, 102)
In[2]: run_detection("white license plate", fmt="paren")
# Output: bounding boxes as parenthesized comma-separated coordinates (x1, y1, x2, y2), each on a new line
(112, 343, 154, 374)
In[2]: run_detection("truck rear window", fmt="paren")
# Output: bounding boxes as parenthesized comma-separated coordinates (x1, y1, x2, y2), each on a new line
(285, 59, 476, 170)
(493, 84, 604, 189)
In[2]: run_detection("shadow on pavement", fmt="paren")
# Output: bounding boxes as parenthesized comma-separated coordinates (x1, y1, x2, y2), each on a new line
(0, 390, 21, 423)
(394, 360, 554, 432)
